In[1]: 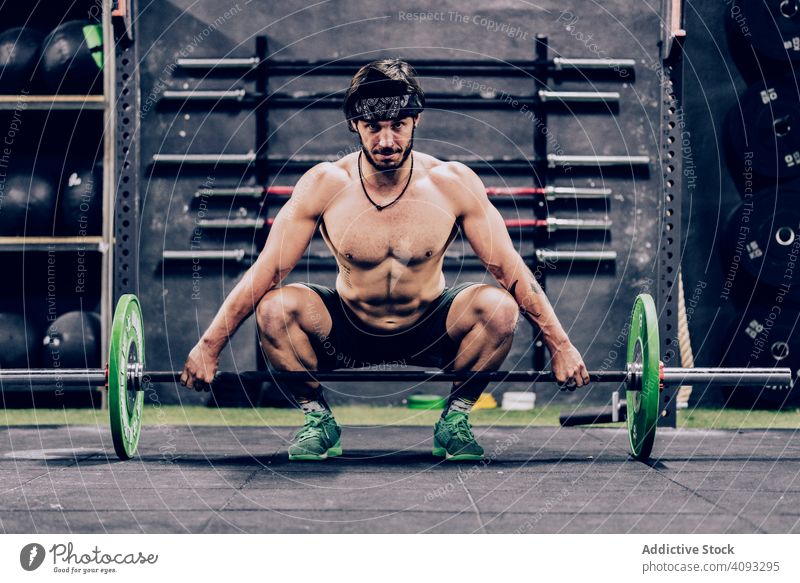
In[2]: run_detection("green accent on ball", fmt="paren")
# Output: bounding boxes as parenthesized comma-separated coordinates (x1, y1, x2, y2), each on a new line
(82, 24, 103, 70)
(109, 294, 145, 460)
(626, 293, 660, 460)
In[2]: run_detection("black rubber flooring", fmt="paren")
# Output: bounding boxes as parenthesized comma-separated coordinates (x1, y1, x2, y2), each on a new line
(1, 424, 799, 533)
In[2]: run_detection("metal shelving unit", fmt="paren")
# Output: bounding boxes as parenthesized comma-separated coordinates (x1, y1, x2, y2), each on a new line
(0, 2, 115, 366)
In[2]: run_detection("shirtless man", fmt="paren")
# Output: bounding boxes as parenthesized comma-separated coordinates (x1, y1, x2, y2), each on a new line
(181, 59, 589, 461)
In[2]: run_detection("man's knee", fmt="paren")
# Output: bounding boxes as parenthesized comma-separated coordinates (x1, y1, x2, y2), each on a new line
(475, 287, 519, 339)
(256, 287, 303, 341)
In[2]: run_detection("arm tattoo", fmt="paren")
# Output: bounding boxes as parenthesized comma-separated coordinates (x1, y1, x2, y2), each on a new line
(508, 279, 542, 318)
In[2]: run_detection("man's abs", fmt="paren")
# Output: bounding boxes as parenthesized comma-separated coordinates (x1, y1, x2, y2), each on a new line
(335, 263, 447, 331)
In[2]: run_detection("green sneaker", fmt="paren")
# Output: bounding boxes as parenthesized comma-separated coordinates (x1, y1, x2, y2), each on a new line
(288, 411, 342, 461)
(432, 411, 484, 461)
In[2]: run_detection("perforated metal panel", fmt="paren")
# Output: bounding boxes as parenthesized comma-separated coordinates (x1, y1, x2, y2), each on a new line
(657, 52, 683, 428)
(113, 5, 140, 300)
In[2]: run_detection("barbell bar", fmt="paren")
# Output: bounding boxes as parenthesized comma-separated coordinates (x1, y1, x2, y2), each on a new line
(152, 152, 651, 172)
(194, 184, 613, 201)
(160, 248, 619, 267)
(193, 216, 612, 232)
(6, 366, 784, 387)
(161, 89, 621, 108)
(174, 56, 636, 76)
(0, 294, 791, 462)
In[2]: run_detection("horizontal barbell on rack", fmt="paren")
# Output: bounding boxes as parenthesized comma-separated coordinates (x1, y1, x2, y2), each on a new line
(192, 216, 612, 232)
(194, 184, 613, 201)
(151, 152, 651, 171)
(0, 295, 790, 462)
(161, 89, 621, 108)
(160, 248, 619, 267)
(174, 56, 636, 76)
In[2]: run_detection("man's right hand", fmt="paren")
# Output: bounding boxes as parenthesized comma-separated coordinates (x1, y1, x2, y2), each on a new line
(180, 342, 220, 391)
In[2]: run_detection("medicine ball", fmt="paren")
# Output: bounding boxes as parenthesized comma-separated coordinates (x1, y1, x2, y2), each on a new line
(0, 312, 39, 368)
(58, 165, 101, 235)
(43, 311, 101, 368)
(0, 27, 45, 94)
(0, 168, 58, 235)
(39, 21, 103, 94)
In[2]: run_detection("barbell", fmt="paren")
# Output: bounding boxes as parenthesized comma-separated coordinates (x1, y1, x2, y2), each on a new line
(0, 294, 791, 462)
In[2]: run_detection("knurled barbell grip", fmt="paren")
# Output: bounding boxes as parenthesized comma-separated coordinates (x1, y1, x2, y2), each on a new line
(142, 370, 629, 385)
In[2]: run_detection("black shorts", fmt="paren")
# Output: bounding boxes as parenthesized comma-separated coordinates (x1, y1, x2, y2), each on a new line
(300, 282, 481, 371)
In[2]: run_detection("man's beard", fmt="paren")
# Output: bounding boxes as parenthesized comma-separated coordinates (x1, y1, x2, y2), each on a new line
(360, 128, 415, 173)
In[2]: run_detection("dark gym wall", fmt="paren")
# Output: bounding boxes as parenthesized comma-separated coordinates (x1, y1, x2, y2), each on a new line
(680, 1, 794, 407)
(137, 1, 666, 406)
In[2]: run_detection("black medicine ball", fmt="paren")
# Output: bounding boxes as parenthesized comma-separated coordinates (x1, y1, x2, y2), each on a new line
(39, 21, 103, 94)
(43, 311, 101, 368)
(0, 312, 39, 368)
(0, 169, 58, 236)
(0, 27, 45, 94)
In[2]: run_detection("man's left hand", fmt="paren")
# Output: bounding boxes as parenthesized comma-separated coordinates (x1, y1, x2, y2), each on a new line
(549, 341, 590, 390)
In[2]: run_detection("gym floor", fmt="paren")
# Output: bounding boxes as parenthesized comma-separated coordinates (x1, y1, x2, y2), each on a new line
(2, 422, 798, 534)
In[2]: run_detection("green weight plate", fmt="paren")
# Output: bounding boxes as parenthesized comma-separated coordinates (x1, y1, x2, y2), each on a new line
(407, 394, 446, 410)
(109, 294, 145, 460)
(626, 293, 660, 460)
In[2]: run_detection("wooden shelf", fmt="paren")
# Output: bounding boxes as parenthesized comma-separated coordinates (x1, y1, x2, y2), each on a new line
(0, 237, 106, 251)
(0, 94, 105, 110)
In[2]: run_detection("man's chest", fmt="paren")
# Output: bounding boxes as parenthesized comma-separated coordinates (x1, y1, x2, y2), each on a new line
(320, 193, 458, 266)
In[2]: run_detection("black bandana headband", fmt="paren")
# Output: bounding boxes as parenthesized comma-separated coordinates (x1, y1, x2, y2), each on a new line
(352, 92, 423, 122)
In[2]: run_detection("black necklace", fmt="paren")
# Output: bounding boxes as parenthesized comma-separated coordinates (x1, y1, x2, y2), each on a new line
(358, 151, 414, 211)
